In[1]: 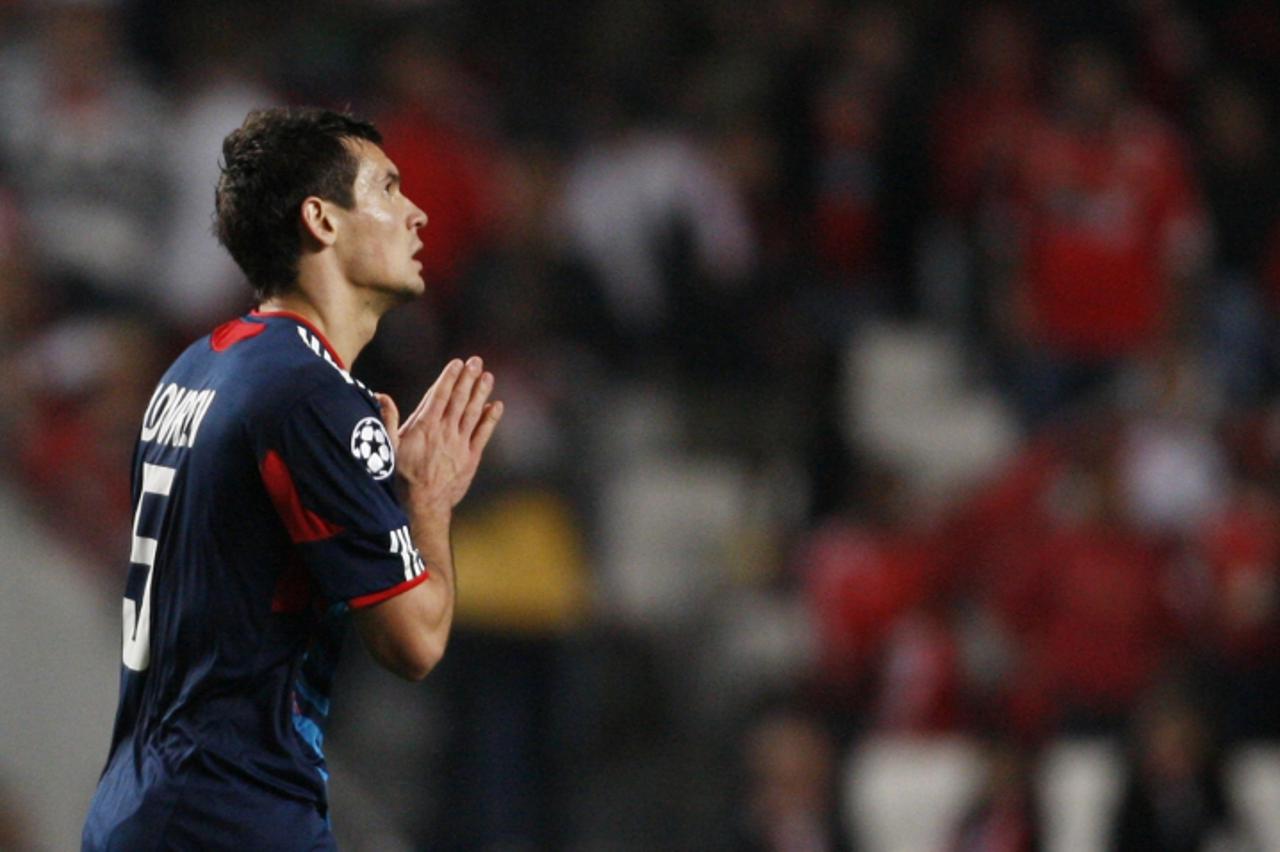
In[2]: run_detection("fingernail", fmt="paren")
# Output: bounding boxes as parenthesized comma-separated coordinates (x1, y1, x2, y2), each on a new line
(481, 373, 493, 386)
(467, 356, 482, 371)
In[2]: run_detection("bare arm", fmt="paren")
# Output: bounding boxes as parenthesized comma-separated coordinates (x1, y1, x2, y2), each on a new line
(353, 356, 502, 680)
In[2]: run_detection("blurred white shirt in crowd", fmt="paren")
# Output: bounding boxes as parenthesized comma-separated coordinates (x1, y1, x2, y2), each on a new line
(560, 130, 755, 332)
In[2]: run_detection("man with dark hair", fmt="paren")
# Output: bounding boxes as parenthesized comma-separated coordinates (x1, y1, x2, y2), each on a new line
(82, 106, 503, 850)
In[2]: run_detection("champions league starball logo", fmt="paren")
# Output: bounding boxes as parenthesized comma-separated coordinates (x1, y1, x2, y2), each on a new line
(351, 417, 394, 480)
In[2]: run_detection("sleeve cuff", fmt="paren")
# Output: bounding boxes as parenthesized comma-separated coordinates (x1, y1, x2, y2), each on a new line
(348, 570, 431, 610)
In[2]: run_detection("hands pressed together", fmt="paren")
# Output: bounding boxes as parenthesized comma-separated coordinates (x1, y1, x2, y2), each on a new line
(375, 356, 503, 513)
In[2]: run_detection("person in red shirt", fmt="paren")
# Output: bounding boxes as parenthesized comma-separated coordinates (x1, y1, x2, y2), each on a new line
(1191, 475, 1280, 740)
(1003, 42, 1207, 426)
(373, 31, 498, 312)
(932, 5, 1039, 222)
(794, 464, 956, 729)
(812, 5, 910, 292)
(992, 419, 1175, 735)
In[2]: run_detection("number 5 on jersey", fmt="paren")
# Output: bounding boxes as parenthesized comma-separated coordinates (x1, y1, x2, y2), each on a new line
(123, 463, 175, 671)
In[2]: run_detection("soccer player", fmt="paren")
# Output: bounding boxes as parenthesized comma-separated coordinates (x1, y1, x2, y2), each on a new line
(81, 107, 503, 850)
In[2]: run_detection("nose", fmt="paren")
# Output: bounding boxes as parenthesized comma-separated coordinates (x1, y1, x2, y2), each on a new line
(408, 199, 428, 231)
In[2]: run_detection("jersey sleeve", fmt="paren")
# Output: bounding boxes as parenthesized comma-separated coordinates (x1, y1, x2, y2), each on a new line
(256, 382, 428, 608)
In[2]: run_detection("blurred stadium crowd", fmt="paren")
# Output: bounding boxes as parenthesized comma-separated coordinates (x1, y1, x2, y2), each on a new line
(5, 0, 1280, 848)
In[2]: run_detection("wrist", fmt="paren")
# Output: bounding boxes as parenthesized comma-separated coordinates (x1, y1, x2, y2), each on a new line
(405, 492, 453, 529)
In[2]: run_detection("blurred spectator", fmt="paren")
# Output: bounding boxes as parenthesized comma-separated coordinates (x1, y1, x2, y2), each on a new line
(794, 463, 952, 730)
(1002, 41, 1207, 425)
(928, 4, 1039, 340)
(680, 48, 797, 386)
(812, 4, 910, 297)
(1117, 350, 1227, 539)
(1194, 76, 1280, 403)
(932, 5, 1038, 223)
(872, 601, 963, 734)
(942, 431, 1066, 724)
(990, 414, 1175, 735)
(374, 26, 499, 314)
(11, 313, 166, 570)
(732, 703, 851, 852)
(946, 739, 1043, 852)
(559, 108, 756, 370)
(1111, 689, 1235, 851)
(0, 2, 170, 308)
(1190, 470, 1280, 741)
(157, 4, 275, 334)
(1195, 78, 1275, 281)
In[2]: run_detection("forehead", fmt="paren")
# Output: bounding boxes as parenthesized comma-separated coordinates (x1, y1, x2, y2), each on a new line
(346, 138, 398, 184)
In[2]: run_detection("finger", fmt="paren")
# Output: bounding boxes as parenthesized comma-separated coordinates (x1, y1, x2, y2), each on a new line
(460, 371, 494, 437)
(375, 393, 400, 450)
(404, 358, 462, 431)
(444, 355, 483, 427)
(470, 400, 503, 455)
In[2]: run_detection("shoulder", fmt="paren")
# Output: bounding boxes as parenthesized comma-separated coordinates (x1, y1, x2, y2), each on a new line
(208, 313, 372, 394)
(194, 313, 379, 436)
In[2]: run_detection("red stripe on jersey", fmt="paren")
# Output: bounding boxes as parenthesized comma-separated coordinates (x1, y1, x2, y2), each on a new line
(210, 317, 268, 351)
(259, 450, 344, 543)
(349, 570, 430, 609)
(250, 309, 347, 369)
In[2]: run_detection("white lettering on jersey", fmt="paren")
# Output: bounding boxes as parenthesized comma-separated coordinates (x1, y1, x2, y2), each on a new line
(123, 462, 176, 671)
(140, 383, 217, 448)
(389, 525, 426, 582)
(296, 326, 372, 395)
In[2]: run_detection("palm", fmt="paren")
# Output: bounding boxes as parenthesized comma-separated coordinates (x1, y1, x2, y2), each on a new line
(376, 357, 502, 510)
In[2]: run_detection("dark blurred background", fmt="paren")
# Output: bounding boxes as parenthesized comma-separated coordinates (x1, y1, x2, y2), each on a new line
(4, 0, 1280, 849)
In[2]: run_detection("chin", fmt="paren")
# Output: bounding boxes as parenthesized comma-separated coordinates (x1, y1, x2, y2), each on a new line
(365, 280, 422, 310)
(386, 273, 426, 301)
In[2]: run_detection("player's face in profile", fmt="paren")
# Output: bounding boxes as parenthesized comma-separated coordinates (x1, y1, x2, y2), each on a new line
(333, 139, 428, 299)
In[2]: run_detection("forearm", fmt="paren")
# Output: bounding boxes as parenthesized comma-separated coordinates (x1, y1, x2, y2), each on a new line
(406, 496, 456, 642)
(359, 359, 500, 680)
(353, 498, 456, 681)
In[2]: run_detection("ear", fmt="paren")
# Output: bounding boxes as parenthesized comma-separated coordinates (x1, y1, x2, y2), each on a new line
(299, 196, 338, 248)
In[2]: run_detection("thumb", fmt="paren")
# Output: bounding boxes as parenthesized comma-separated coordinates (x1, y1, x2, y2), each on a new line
(375, 393, 400, 448)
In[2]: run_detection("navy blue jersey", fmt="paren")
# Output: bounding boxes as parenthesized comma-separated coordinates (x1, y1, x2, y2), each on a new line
(83, 311, 426, 851)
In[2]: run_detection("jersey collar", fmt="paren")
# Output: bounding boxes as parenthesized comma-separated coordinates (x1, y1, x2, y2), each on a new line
(250, 309, 348, 370)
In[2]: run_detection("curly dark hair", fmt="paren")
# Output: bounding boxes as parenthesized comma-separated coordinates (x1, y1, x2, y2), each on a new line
(214, 107, 382, 298)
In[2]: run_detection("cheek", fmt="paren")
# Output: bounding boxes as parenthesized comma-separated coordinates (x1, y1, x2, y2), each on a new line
(354, 215, 399, 264)
(371, 209, 407, 260)
(366, 202, 396, 226)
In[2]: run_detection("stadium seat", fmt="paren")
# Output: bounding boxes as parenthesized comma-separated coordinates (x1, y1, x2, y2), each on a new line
(1227, 745, 1280, 848)
(1037, 739, 1125, 852)
(843, 737, 984, 852)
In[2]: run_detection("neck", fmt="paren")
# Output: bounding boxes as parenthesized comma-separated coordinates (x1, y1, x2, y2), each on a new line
(258, 283, 385, 368)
